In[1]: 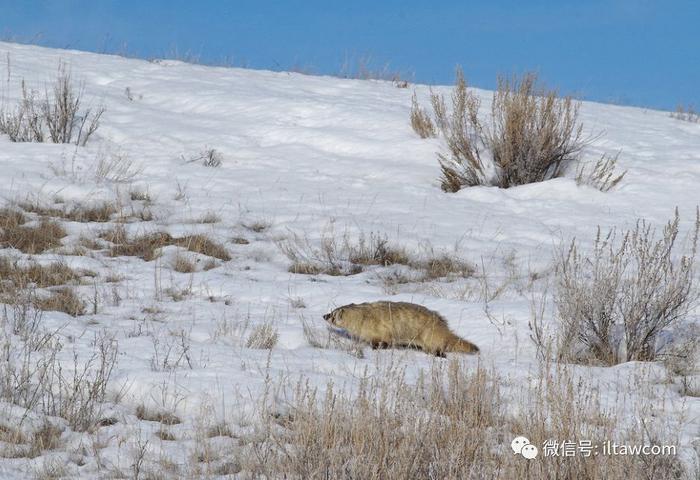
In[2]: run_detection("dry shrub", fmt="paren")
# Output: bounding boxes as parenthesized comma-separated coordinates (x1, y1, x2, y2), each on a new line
(425, 69, 587, 191)
(246, 323, 278, 349)
(150, 328, 194, 370)
(542, 209, 699, 365)
(34, 287, 86, 316)
(0, 306, 118, 433)
(0, 216, 66, 254)
(670, 104, 699, 123)
(488, 74, 583, 187)
(576, 152, 626, 192)
(409, 91, 436, 138)
(0, 68, 104, 146)
(176, 235, 231, 261)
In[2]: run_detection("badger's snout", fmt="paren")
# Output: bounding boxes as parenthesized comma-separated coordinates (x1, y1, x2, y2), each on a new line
(323, 313, 331, 321)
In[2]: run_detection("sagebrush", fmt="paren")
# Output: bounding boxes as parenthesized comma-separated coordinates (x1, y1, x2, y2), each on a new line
(415, 69, 590, 191)
(0, 67, 104, 146)
(536, 208, 699, 365)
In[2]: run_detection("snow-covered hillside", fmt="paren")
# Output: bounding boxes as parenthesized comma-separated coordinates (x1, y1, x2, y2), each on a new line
(0, 42, 698, 478)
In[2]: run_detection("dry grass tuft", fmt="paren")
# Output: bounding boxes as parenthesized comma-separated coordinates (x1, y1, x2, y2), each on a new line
(19, 201, 116, 223)
(135, 405, 182, 425)
(410, 91, 436, 138)
(29, 422, 64, 456)
(98, 224, 128, 244)
(106, 230, 230, 262)
(410, 252, 476, 280)
(348, 232, 410, 267)
(0, 257, 86, 289)
(279, 228, 473, 284)
(0, 208, 27, 229)
(243, 221, 270, 233)
(110, 231, 174, 261)
(198, 212, 221, 224)
(246, 322, 279, 349)
(129, 188, 152, 202)
(155, 427, 177, 441)
(575, 152, 626, 192)
(34, 287, 86, 316)
(176, 235, 231, 261)
(172, 254, 197, 273)
(0, 216, 66, 254)
(278, 229, 408, 276)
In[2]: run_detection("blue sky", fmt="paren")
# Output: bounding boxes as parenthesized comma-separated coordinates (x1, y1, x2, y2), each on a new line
(0, 0, 697, 110)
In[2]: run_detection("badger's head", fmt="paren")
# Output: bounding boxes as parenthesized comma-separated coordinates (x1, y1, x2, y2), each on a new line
(322, 305, 352, 329)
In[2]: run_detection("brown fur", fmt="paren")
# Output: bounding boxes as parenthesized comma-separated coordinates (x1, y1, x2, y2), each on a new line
(323, 301, 479, 357)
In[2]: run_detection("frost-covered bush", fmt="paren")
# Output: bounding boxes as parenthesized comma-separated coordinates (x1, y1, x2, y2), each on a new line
(550, 209, 698, 365)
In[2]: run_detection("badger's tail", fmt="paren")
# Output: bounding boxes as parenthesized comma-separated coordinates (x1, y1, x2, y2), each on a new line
(448, 335, 480, 354)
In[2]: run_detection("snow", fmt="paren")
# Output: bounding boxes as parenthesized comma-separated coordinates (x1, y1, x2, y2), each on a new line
(0, 41, 698, 477)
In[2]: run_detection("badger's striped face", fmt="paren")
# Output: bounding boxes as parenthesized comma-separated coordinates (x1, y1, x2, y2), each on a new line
(323, 307, 345, 327)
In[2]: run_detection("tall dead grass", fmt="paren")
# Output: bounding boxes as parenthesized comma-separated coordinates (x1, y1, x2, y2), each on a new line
(241, 360, 688, 479)
(409, 91, 436, 138)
